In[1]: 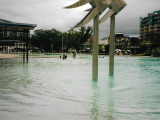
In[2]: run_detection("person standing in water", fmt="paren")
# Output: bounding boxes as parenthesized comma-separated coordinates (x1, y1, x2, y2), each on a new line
(73, 49, 77, 59)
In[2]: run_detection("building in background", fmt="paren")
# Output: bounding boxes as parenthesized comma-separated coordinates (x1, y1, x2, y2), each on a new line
(129, 36, 140, 54)
(106, 33, 130, 48)
(79, 33, 139, 54)
(139, 10, 160, 48)
(0, 19, 36, 53)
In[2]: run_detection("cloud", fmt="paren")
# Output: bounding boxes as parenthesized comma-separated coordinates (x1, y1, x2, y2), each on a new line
(0, 0, 160, 38)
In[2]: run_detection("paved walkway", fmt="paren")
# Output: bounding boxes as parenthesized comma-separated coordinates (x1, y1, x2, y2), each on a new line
(0, 53, 20, 58)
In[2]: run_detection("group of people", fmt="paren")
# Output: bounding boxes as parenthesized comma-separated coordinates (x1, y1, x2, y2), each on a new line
(60, 53, 67, 59)
(60, 49, 77, 60)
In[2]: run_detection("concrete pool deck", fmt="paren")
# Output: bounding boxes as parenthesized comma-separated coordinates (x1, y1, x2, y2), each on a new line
(0, 53, 20, 58)
(0, 53, 60, 58)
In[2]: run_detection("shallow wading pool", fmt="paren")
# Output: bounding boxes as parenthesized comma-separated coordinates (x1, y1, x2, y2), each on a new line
(0, 55, 160, 120)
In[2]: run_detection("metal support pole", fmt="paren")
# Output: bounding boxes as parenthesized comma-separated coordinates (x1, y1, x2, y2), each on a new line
(26, 30, 29, 63)
(62, 35, 63, 53)
(23, 42, 25, 63)
(109, 14, 115, 76)
(52, 43, 53, 53)
(23, 33, 25, 63)
(92, 14, 99, 80)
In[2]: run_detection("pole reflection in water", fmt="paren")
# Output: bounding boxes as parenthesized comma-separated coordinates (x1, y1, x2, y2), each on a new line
(90, 81, 99, 120)
(106, 76, 116, 120)
(90, 76, 116, 120)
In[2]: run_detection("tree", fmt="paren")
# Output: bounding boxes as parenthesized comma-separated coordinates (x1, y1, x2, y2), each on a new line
(30, 26, 93, 52)
(31, 29, 62, 52)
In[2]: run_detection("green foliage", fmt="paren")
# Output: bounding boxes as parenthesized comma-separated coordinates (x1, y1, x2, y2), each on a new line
(139, 44, 148, 53)
(130, 37, 139, 46)
(65, 26, 93, 51)
(31, 29, 62, 52)
(156, 47, 160, 55)
(121, 46, 127, 51)
(105, 45, 109, 54)
(152, 47, 160, 57)
(30, 26, 93, 52)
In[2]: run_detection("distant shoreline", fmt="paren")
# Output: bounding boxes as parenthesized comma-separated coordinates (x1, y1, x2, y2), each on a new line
(0, 53, 159, 59)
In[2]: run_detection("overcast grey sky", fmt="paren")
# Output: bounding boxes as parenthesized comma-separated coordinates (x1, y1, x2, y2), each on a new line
(0, 0, 160, 38)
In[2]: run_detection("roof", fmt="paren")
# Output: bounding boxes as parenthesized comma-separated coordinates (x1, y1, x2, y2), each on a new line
(129, 34, 139, 38)
(140, 10, 160, 26)
(99, 40, 108, 45)
(154, 10, 160, 14)
(0, 19, 37, 30)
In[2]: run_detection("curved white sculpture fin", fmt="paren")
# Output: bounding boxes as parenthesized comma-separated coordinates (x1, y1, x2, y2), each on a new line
(85, 8, 92, 11)
(64, 0, 91, 8)
(74, 5, 102, 28)
(99, 9, 115, 24)
(100, 0, 127, 24)
(65, 0, 127, 27)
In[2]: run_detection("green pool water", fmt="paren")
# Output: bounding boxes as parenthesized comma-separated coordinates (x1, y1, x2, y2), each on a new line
(0, 55, 160, 120)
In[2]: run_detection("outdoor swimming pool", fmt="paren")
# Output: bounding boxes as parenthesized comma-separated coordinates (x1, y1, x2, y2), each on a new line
(0, 55, 160, 120)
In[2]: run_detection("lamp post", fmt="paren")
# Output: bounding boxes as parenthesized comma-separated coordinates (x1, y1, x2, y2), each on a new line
(62, 34, 63, 53)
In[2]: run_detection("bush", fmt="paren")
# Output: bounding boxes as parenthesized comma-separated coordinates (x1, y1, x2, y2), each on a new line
(152, 47, 160, 57)
(156, 47, 160, 55)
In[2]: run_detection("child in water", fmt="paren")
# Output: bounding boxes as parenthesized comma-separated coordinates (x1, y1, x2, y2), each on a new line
(63, 53, 67, 59)
(73, 49, 77, 59)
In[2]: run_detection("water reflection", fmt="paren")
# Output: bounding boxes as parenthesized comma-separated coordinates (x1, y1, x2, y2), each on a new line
(0, 60, 34, 114)
(90, 76, 116, 120)
(21, 63, 32, 88)
(106, 76, 116, 120)
(90, 81, 99, 120)
(108, 76, 115, 89)
(0, 61, 31, 99)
